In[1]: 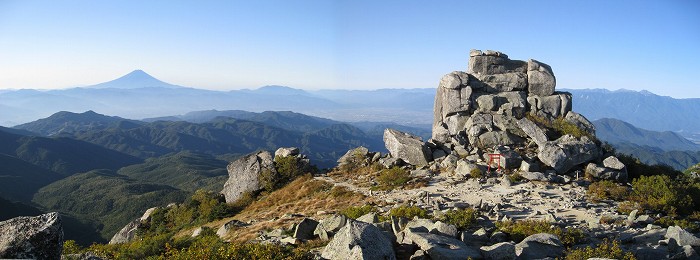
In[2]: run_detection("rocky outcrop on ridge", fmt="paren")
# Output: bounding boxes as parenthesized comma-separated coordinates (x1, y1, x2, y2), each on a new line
(0, 212, 64, 260)
(109, 206, 159, 244)
(380, 49, 621, 183)
(221, 147, 312, 203)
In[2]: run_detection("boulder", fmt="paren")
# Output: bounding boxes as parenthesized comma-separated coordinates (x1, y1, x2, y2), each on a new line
(585, 163, 628, 183)
(528, 92, 572, 119)
(294, 218, 319, 240)
(480, 241, 516, 260)
(666, 226, 700, 247)
(321, 221, 396, 260)
(538, 135, 600, 173)
(431, 221, 459, 238)
(515, 233, 564, 259)
(404, 229, 482, 260)
(216, 220, 247, 238)
(491, 146, 522, 169)
(477, 131, 521, 148)
(475, 72, 528, 93)
(517, 117, 548, 146)
(0, 212, 63, 260)
(527, 59, 556, 97)
(109, 219, 140, 244)
(314, 214, 348, 235)
(455, 160, 482, 177)
(274, 147, 299, 158)
(603, 156, 626, 171)
(139, 207, 158, 222)
(338, 147, 370, 166)
(221, 151, 276, 203)
(468, 50, 511, 75)
(434, 71, 473, 120)
(474, 92, 527, 117)
(384, 128, 432, 166)
(564, 111, 596, 135)
(519, 160, 540, 172)
(357, 213, 379, 224)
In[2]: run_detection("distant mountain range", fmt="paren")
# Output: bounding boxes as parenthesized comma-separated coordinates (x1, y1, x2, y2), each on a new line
(593, 118, 700, 152)
(564, 88, 700, 142)
(4, 108, 423, 244)
(0, 70, 433, 127)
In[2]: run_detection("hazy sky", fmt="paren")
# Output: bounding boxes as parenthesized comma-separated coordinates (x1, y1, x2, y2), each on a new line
(0, 1, 698, 98)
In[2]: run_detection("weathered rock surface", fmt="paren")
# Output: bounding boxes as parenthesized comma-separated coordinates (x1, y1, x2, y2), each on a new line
(527, 59, 556, 97)
(222, 151, 276, 203)
(294, 218, 319, 240)
(0, 212, 63, 260)
(425, 49, 603, 178)
(314, 214, 348, 241)
(538, 135, 600, 173)
(665, 226, 700, 247)
(480, 241, 516, 260)
(321, 221, 396, 260)
(384, 128, 432, 166)
(109, 219, 140, 244)
(403, 228, 482, 260)
(515, 233, 564, 259)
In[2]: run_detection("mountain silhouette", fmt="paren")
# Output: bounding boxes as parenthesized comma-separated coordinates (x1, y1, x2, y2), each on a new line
(88, 69, 184, 89)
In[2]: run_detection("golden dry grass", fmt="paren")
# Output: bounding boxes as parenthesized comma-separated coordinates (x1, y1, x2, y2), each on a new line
(188, 174, 372, 242)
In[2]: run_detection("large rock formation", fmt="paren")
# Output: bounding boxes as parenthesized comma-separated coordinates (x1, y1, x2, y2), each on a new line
(0, 212, 64, 260)
(425, 49, 611, 178)
(221, 151, 276, 203)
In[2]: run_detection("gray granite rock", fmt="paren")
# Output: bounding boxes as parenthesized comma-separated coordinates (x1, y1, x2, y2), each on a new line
(0, 212, 63, 260)
(321, 221, 396, 260)
(384, 128, 432, 166)
(222, 151, 276, 203)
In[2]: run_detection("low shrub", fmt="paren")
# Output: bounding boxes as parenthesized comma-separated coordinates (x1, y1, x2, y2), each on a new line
(629, 175, 693, 216)
(565, 239, 636, 260)
(587, 180, 629, 202)
(655, 216, 700, 232)
(389, 205, 429, 219)
(506, 173, 524, 183)
(375, 167, 411, 190)
(496, 219, 584, 246)
(341, 205, 376, 219)
(437, 208, 477, 230)
(470, 168, 484, 179)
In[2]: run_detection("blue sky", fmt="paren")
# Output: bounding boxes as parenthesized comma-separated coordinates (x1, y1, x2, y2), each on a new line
(0, 0, 698, 98)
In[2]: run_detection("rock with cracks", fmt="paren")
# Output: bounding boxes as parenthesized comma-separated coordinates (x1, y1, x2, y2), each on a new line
(0, 212, 64, 260)
(384, 128, 432, 166)
(321, 221, 396, 260)
(221, 151, 276, 203)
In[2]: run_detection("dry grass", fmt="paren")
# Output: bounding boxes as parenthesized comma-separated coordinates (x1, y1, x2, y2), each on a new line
(199, 174, 371, 242)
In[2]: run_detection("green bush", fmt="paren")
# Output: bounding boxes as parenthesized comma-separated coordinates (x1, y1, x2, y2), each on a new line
(587, 180, 629, 202)
(629, 175, 693, 216)
(470, 168, 484, 179)
(389, 205, 429, 219)
(553, 117, 594, 140)
(375, 167, 411, 190)
(437, 208, 477, 230)
(341, 205, 376, 219)
(616, 154, 680, 180)
(655, 216, 700, 232)
(506, 173, 524, 183)
(565, 239, 636, 260)
(496, 220, 584, 246)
